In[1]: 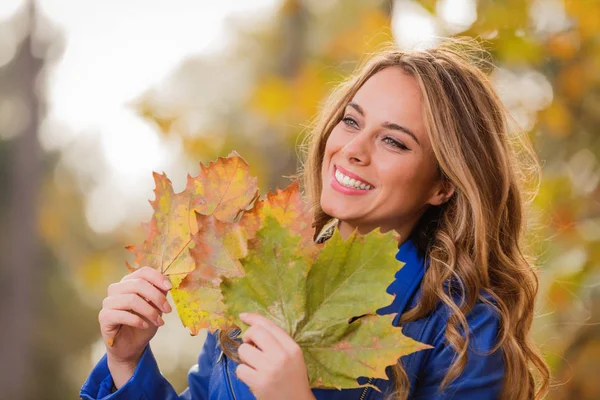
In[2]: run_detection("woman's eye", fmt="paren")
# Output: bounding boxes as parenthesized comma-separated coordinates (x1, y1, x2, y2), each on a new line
(383, 136, 409, 150)
(342, 116, 359, 129)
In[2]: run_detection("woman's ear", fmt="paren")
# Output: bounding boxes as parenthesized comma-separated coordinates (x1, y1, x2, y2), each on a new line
(428, 179, 455, 206)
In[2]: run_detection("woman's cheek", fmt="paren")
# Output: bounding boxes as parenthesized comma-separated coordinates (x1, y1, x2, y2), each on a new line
(326, 126, 347, 151)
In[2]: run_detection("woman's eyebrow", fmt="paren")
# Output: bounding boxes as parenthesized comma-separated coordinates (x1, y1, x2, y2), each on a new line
(346, 102, 420, 146)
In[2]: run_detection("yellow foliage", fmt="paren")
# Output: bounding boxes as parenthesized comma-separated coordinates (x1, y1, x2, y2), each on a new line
(326, 9, 393, 60)
(293, 63, 328, 121)
(79, 252, 115, 292)
(495, 35, 543, 65)
(133, 96, 182, 136)
(565, 0, 600, 40)
(281, 0, 302, 15)
(542, 100, 572, 138)
(587, 51, 600, 85)
(557, 62, 586, 100)
(546, 32, 580, 61)
(250, 76, 293, 123)
(182, 134, 228, 160)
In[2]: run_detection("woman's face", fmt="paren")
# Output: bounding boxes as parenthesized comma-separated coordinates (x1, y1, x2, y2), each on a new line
(320, 67, 453, 240)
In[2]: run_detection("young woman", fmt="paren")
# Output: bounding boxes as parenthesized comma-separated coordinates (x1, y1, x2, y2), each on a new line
(81, 39, 550, 400)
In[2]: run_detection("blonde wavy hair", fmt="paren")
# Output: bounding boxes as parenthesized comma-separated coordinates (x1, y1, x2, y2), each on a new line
(300, 38, 550, 399)
(220, 37, 550, 399)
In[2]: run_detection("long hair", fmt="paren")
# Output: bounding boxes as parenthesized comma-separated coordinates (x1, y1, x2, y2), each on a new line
(300, 38, 550, 399)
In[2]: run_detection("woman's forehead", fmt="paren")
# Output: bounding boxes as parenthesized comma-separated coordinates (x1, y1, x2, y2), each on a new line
(350, 67, 427, 141)
(353, 67, 423, 108)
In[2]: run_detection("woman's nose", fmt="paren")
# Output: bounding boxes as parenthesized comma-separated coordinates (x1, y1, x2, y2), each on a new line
(341, 132, 372, 165)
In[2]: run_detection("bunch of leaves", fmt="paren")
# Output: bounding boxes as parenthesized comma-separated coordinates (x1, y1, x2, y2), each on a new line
(126, 152, 429, 389)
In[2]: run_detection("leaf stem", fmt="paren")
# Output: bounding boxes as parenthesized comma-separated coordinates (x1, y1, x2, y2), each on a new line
(107, 324, 123, 347)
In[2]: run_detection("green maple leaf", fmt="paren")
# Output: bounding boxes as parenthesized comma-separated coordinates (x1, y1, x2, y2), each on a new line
(221, 215, 431, 389)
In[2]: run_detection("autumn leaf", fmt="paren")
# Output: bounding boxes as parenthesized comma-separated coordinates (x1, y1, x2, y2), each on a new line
(181, 152, 259, 222)
(125, 152, 258, 286)
(221, 214, 315, 334)
(171, 181, 310, 333)
(171, 211, 258, 334)
(221, 215, 430, 389)
(303, 314, 427, 389)
(243, 180, 315, 249)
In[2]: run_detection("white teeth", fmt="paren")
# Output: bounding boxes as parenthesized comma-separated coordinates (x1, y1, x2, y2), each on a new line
(335, 169, 372, 190)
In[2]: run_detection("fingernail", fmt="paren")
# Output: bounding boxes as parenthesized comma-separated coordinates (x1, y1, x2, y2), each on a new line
(142, 321, 149, 329)
(163, 301, 172, 313)
(156, 315, 164, 326)
(163, 280, 172, 290)
(239, 312, 248, 319)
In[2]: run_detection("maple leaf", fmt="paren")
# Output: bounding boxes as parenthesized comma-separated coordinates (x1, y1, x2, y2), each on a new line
(171, 181, 312, 334)
(246, 180, 315, 245)
(170, 212, 257, 334)
(222, 214, 315, 334)
(125, 152, 258, 285)
(221, 216, 430, 389)
(303, 314, 427, 389)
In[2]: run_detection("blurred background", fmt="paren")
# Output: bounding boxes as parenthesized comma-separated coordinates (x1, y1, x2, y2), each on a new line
(0, 0, 598, 398)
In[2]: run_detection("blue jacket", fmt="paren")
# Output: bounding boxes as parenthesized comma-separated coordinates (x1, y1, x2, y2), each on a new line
(80, 239, 504, 399)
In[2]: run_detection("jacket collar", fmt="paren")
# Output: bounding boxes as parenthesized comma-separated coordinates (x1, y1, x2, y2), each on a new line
(376, 238, 425, 324)
(316, 219, 425, 323)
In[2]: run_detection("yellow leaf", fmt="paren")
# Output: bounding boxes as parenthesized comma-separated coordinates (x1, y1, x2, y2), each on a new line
(126, 153, 258, 279)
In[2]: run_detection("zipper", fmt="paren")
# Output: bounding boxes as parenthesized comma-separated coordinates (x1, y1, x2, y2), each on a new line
(223, 356, 238, 400)
(359, 378, 373, 400)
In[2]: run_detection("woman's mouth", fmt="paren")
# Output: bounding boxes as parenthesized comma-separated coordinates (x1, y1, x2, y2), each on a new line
(335, 169, 373, 190)
(332, 165, 374, 192)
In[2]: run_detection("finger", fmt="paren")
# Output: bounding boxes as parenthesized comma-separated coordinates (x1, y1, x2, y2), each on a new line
(235, 363, 260, 388)
(123, 266, 173, 291)
(99, 308, 149, 332)
(241, 324, 283, 356)
(237, 342, 268, 371)
(108, 278, 172, 313)
(103, 294, 164, 327)
(240, 313, 295, 350)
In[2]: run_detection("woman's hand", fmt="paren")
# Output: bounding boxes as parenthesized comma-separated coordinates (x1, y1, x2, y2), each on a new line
(235, 313, 315, 400)
(98, 267, 173, 385)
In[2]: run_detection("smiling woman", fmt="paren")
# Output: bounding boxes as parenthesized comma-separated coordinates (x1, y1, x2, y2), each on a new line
(300, 37, 550, 399)
(81, 37, 549, 400)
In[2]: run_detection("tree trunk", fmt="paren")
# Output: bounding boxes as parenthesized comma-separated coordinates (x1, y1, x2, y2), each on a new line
(0, 7, 44, 399)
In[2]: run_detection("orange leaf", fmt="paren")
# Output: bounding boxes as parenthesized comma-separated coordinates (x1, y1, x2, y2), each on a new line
(246, 180, 315, 248)
(126, 153, 258, 281)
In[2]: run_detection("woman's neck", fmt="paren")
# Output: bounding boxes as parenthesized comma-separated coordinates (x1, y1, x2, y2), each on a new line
(337, 220, 412, 247)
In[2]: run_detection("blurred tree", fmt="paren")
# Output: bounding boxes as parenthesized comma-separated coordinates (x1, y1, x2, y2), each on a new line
(0, 4, 45, 398)
(0, 4, 99, 399)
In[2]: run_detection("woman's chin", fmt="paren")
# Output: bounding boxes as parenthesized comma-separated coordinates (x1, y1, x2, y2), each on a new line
(322, 207, 360, 225)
